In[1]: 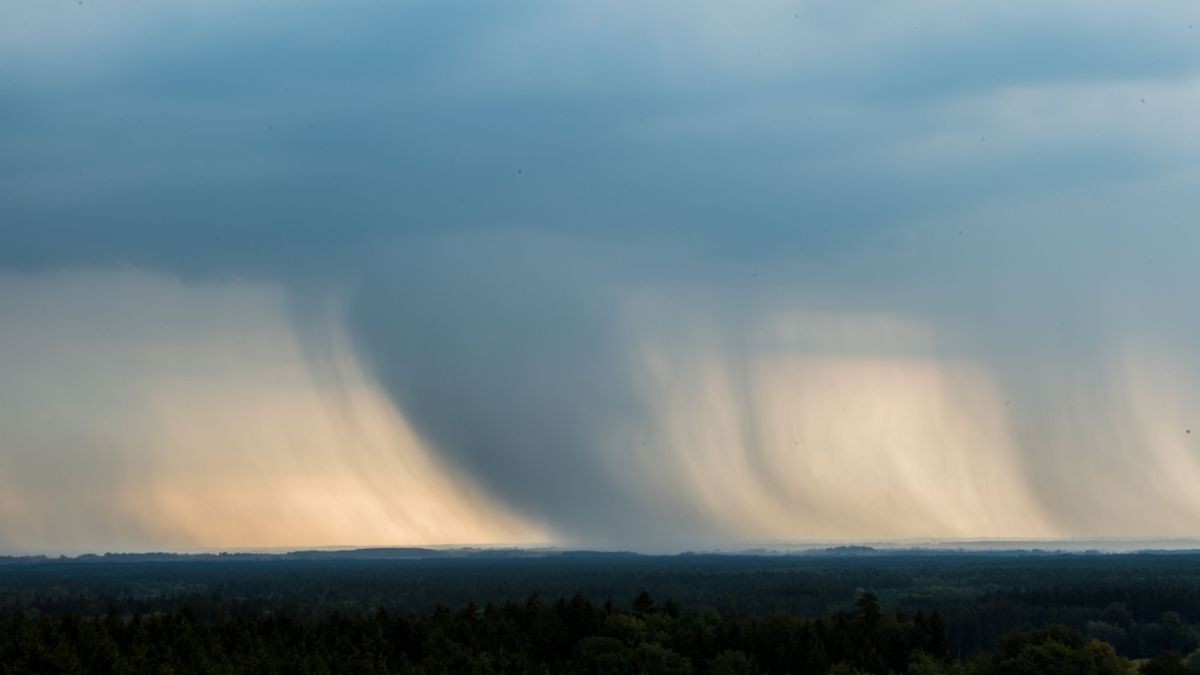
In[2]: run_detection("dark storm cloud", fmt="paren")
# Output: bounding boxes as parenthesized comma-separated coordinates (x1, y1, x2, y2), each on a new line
(6, 1, 1196, 276)
(4, 0, 1200, 546)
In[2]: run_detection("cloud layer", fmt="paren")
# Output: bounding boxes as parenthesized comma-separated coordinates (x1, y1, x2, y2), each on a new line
(3, 0, 1200, 551)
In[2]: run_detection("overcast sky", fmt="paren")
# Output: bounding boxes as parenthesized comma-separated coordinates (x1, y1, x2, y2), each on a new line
(3, 1, 1200, 553)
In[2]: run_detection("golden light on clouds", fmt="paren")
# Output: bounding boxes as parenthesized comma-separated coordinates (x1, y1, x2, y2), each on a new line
(4, 271, 1200, 552)
(628, 310, 1056, 543)
(0, 269, 548, 553)
(624, 305, 1200, 545)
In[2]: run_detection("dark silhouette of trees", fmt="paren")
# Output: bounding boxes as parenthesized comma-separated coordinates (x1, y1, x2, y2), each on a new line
(1139, 652, 1189, 675)
(632, 589, 655, 616)
(5, 552, 1200, 671)
(0, 592, 1170, 674)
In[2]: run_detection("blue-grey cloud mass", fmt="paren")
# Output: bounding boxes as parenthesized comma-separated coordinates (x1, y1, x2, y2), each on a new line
(3, 0, 1200, 551)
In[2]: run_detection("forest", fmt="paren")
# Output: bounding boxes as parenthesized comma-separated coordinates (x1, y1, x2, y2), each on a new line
(3, 550, 1200, 673)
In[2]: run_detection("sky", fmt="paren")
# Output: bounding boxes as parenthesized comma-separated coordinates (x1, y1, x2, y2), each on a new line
(2, 0, 1200, 554)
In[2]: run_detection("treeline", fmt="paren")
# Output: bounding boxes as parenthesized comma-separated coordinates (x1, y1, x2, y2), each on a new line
(939, 594, 1200, 658)
(2, 592, 1199, 674)
(9, 555, 1200, 663)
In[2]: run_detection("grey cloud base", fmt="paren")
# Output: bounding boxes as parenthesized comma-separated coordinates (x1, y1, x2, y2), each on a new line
(3, 0, 1200, 548)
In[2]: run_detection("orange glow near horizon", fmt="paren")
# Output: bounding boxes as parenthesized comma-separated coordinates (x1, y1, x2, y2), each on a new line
(4, 270, 1200, 553)
(0, 269, 548, 554)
